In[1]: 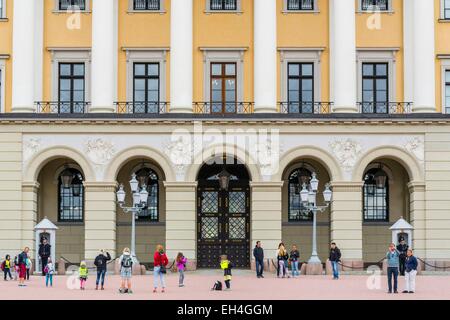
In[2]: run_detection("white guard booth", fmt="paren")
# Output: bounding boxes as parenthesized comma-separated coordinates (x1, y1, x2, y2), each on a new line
(34, 217, 58, 272)
(390, 217, 413, 248)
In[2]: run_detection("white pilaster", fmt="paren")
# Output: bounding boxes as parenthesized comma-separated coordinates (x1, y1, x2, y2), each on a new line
(412, 0, 436, 113)
(12, 0, 39, 112)
(170, 0, 193, 113)
(254, 0, 277, 113)
(403, 0, 414, 103)
(91, 0, 117, 113)
(329, 0, 357, 113)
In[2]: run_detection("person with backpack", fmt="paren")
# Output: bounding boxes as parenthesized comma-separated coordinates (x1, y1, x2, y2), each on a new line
(79, 261, 88, 290)
(329, 242, 342, 280)
(176, 252, 187, 287)
(94, 249, 111, 290)
(44, 257, 55, 287)
(253, 241, 264, 278)
(17, 247, 29, 287)
(119, 248, 133, 294)
(220, 255, 233, 290)
(1, 255, 13, 281)
(153, 244, 169, 293)
(290, 245, 300, 278)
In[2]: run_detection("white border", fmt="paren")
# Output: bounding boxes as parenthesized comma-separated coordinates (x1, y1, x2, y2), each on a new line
(0, 57, 6, 113)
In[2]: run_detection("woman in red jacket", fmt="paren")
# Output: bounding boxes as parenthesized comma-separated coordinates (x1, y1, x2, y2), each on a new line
(153, 244, 169, 293)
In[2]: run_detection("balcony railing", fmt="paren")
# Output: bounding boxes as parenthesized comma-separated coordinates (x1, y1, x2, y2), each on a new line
(357, 102, 412, 114)
(287, 0, 314, 11)
(278, 102, 333, 114)
(193, 102, 253, 114)
(133, 0, 160, 11)
(59, 0, 86, 10)
(115, 102, 168, 114)
(210, 0, 237, 11)
(35, 101, 90, 114)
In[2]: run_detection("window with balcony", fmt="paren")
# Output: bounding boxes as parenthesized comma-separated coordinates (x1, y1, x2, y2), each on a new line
(58, 168, 84, 222)
(286, 0, 314, 11)
(287, 63, 314, 113)
(445, 70, 450, 114)
(210, 63, 237, 113)
(360, 0, 389, 11)
(58, 63, 86, 113)
(133, 63, 160, 113)
(209, 0, 237, 11)
(362, 63, 389, 113)
(59, 0, 86, 11)
(133, 0, 160, 11)
(363, 168, 389, 222)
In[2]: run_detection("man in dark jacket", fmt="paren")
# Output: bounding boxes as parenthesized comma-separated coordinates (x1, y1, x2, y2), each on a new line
(253, 241, 264, 278)
(38, 237, 51, 276)
(329, 242, 342, 280)
(94, 250, 111, 290)
(396, 238, 409, 276)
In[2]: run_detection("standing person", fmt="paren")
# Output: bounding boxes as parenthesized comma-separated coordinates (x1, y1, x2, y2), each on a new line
(276, 243, 289, 278)
(17, 247, 29, 287)
(290, 245, 300, 278)
(220, 255, 233, 290)
(79, 261, 88, 290)
(25, 254, 32, 281)
(38, 237, 51, 276)
(118, 248, 133, 294)
(44, 257, 55, 287)
(153, 244, 169, 293)
(396, 238, 409, 276)
(253, 241, 265, 279)
(94, 249, 111, 290)
(13, 256, 19, 281)
(1, 255, 13, 281)
(403, 249, 418, 294)
(176, 252, 187, 287)
(386, 243, 400, 294)
(329, 242, 342, 280)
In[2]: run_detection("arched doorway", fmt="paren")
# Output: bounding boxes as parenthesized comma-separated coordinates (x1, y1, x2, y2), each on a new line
(197, 157, 251, 268)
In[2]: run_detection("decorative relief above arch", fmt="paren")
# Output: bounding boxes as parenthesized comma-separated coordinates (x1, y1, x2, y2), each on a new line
(328, 138, 364, 172)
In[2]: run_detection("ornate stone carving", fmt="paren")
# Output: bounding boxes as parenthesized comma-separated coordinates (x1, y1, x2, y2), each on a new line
(256, 137, 280, 176)
(329, 138, 363, 171)
(23, 137, 41, 162)
(84, 138, 116, 166)
(164, 136, 193, 178)
(403, 137, 424, 162)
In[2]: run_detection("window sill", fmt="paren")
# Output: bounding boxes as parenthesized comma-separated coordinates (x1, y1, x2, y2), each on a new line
(438, 18, 450, 23)
(362, 221, 391, 226)
(127, 10, 167, 14)
(0, 17, 8, 22)
(283, 221, 328, 226)
(52, 10, 91, 14)
(116, 221, 165, 226)
(56, 221, 84, 226)
(204, 10, 243, 15)
(356, 10, 394, 14)
(281, 10, 320, 14)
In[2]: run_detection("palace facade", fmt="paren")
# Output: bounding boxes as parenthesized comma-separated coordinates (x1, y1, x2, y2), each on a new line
(1, 0, 450, 269)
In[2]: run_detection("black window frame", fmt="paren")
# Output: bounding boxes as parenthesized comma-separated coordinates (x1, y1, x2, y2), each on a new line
(133, 62, 160, 114)
(361, 0, 389, 11)
(133, 0, 161, 11)
(287, 62, 314, 113)
(287, 0, 315, 11)
(59, 0, 86, 10)
(58, 62, 86, 114)
(362, 62, 389, 113)
(135, 167, 160, 222)
(58, 168, 85, 223)
(209, 0, 238, 11)
(363, 168, 389, 222)
(288, 168, 313, 222)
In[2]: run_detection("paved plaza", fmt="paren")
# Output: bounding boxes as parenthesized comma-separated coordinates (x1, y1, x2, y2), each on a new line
(1, 271, 449, 300)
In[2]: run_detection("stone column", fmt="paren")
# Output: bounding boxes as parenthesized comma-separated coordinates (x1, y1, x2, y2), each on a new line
(84, 182, 117, 262)
(329, 0, 357, 113)
(250, 182, 283, 267)
(11, 0, 42, 112)
(412, 0, 436, 112)
(170, 0, 193, 113)
(254, 0, 277, 113)
(330, 182, 364, 267)
(90, 0, 117, 113)
(408, 182, 426, 259)
(164, 182, 197, 269)
(21, 181, 39, 255)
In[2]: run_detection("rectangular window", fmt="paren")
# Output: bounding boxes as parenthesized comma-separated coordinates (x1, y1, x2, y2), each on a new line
(210, 0, 237, 11)
(58, 63, 85, 113)
(362, 62, 389, 113)
(0, 68, 2, 112)
(287, 62, 314, 113)
(445, 0, 450, 19)
(133, 0, 160, 10)
(133, 63, 160, 113)
(445, 70, 450, 114)
(210, 62, 237, 113)
(59, 0, 86, 10)
(0, 0, 4, 18)
(361, 0, 388, 11)
(287, 0, 314, 11)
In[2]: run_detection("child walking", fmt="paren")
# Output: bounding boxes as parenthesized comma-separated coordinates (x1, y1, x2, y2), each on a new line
(1, 255, 13, 281)
(79, 261, 88, 290)
(176, 252, 187, 287)
(220, 255, 233, 290)
(403, 249, 418, 294)
(290, 245, 300, 277)
(44, 257, 55, 287)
